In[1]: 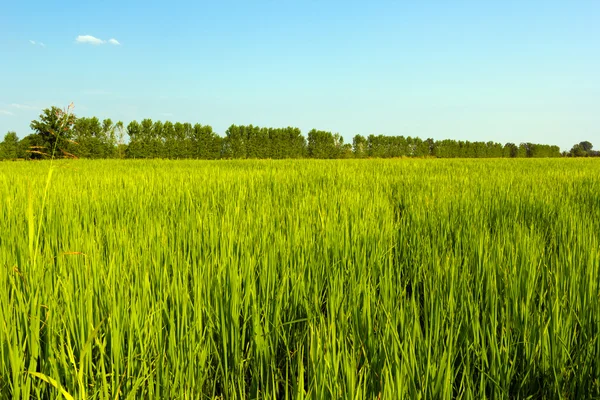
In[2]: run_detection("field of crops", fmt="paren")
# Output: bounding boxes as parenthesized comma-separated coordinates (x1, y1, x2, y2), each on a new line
(1, 159, 599, 399)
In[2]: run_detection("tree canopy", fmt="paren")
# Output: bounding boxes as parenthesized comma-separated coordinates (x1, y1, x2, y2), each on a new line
(567, 141, 598, 157)
(29, 105, 76, 158)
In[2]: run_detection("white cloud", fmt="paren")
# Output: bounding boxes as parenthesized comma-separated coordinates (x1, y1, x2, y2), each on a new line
(75, 35, 121, 46)
(76, 35, 105, 45)
(0, 110, 14, 116)
(29, 40, 36, 45)
(40, 42, 46, 47)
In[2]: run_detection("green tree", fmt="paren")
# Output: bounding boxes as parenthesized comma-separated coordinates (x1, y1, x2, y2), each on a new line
(307, 129, 337, 158)
(171, 122, 189, 158)
(352, 134, 367, 158)
(223, 125, 247, 159)
(192, 124, 221, 159)
(503, 143, 518, 158)
(412, 137, 431, 157)
(569, 141, 594, 157)
(0, 131, 20, 160)
(245, 125, 269, 158)
(432, 139, 459, 158)
(112, 121, 126, 159)
(281, 127, 305, 158)
(73, 117, 115, 158)
(15, 134, 44, 159)
(101, 118, 119, 158)
(579, 141, 593, 153)
(339, 143, 353, 158)
(269, 128, 286, 159)
(126, 120, 143, 159)
(367, 135, 384, 157)
(162, 121, 178, 159)
(529, 144, 561, 157)
(30, 106, 76, 157)
(150, 120, 165, 158)
(138, 119, 155, 158)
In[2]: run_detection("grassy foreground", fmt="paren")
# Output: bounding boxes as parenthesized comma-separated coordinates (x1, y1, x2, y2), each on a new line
(1, 159, 599, 399)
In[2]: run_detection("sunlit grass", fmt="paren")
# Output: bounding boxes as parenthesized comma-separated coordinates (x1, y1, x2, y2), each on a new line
(1, 158, 599, 399)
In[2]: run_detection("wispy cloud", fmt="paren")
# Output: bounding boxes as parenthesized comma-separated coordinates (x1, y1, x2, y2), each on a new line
(76, 35, 121, 46)
(40, 42, 45, 47)
(11, 103, 38, 110)
(0, 110, 14, 116)
(29, 40, 36, 45)
(83, 89, 112, 96)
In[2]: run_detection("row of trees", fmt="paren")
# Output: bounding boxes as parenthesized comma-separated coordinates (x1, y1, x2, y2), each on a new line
(0, 106, 592, 160)
(0, 107, 126, 160)
(126, 122, 314, 159)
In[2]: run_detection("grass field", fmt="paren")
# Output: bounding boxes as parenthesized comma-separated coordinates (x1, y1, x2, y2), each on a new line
(1, 159, 599, 399)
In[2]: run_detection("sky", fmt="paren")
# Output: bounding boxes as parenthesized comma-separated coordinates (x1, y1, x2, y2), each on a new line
(1, 0, 599, 151)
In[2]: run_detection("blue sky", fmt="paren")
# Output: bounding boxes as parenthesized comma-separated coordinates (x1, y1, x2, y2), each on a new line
(1, 0, 598, 151)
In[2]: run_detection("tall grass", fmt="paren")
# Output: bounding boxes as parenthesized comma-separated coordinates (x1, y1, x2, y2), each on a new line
(1, 158, 599, 398)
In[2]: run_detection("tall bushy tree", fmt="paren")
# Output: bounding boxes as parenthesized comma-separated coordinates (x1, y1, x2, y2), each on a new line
(367, 135, 383, 158)
(269, 128, 286, 159)
(126, 121, 143, 159)
(414, 137, 433, 157)
(29, 106, 76, 158)
(14, 134, 45, 159)
(112, 121, 126, 159)
(0, 131, 20, 159)
(339, 143, 353, 158)
(223, 125, 246, 159)
(307, 129, 337, 159)
(273, 127, 305, 158)
(192, 123, 221, 159)
(162, 121, 177, 159)
(503, 143, 518, 158)
(150, 120, 165, 158)
(579, 141, 593, 153)
(174, 122, 198, 158)
(291, 127, 307, 158)
(432, 139, 458, 158)
(407, 137, 422, 157)
(170, 122, 187, 158)
(72, 117, 117, 158)
(352, 134, 367, 158)
(72, 117, 98, 158)
(245, 125, 269, 158)
(221, 125, 305, 159)
(101, 118, 119, 158)
(569, 141, 597, 157)
(486, 141, 503, 158)
(528, 144, 561, 158)
(130, 119, 155, 158)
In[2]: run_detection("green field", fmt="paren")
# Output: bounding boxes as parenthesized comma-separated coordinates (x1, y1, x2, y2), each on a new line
(1, 159, 599, 399)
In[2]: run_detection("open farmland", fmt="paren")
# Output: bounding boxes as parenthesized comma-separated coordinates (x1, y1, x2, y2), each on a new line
(1, 158, 599, 399)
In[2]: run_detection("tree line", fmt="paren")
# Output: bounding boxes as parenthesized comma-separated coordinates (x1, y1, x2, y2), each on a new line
(0, 106, 594, 160)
